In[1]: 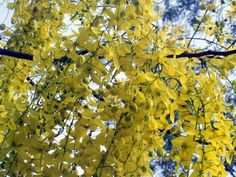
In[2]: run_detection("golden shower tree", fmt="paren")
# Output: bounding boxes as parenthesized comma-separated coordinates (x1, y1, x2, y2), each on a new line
(0, 0, 235, 176)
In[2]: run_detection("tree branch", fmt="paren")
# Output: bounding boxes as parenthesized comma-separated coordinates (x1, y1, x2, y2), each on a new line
(1, 48, 236, 62)
(0, 48, 89, 64)
(166, 49, 236, 59)
(0, 48, 33, 61)
(225, 164, 236, 177)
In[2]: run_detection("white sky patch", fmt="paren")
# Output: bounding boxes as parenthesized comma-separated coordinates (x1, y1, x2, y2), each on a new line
(115, 71, 127, 80)
(76, 166, 84, 175)
(0, 1, 13, 27)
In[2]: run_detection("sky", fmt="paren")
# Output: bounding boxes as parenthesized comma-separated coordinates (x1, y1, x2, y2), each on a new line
(0, 1, 13, 28)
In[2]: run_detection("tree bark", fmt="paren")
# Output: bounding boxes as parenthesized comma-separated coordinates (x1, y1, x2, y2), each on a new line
(1, 48, 236, 61)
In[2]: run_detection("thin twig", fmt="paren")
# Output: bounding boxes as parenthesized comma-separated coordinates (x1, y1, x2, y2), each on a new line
(187, 10, 209, 48)
(185, 37, 227, 49)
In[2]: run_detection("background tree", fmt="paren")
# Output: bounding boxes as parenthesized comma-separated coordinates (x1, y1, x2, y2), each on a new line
(0, 0, 235, 176)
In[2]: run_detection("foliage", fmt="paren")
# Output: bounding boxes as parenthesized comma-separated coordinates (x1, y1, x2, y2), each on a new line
(0, 0, 236, 176)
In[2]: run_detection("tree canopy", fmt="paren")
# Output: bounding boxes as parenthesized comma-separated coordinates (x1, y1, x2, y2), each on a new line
(0, 0, 236, 176)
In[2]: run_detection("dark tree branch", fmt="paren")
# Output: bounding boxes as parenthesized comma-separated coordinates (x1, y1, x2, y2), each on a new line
(166, 49, 236, 59)
(0, 48, 33, 61)
(0, 48, 89, 64)
(1, 48, 236, 62)
(225, 164, 236, 177)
